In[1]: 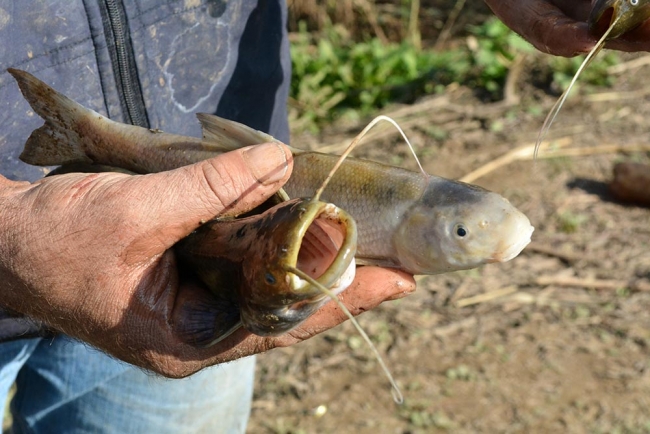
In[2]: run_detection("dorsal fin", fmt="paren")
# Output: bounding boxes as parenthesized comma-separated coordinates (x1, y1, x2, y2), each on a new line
(197, 113, 286, 151)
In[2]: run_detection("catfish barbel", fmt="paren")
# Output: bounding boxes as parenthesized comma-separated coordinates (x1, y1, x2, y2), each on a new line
(9, 68, 533, 276)
(536, 0, 650, 154)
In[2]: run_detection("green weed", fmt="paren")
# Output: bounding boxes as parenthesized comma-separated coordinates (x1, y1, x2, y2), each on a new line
(398, 399, 456, 431)
(550, 52, 619, 92)
(290, 17, 620, 130)
(556, 211, 587, 234)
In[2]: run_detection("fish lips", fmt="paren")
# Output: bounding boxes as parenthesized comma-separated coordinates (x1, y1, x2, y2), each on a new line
(489, 224, 534, 263)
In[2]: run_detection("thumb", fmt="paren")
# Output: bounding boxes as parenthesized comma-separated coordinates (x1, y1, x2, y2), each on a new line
(133, 142, 292, 240)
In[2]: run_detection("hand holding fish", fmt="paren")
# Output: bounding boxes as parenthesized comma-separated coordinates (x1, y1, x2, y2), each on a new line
(484, 0, 650, 56)
(0, 144, 415, 377)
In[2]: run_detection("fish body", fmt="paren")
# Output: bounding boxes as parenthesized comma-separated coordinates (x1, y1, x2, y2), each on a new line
(589, 0, 650, 39)
(10, 68, 533, 277)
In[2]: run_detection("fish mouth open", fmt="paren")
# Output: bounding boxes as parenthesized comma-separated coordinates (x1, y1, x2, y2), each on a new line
(292, 203, 358, 298)
(243, 200, 358, 337)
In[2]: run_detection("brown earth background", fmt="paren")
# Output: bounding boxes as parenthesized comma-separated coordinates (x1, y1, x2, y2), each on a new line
(248, 1, 650, 433)
(3, 1, 650, 433)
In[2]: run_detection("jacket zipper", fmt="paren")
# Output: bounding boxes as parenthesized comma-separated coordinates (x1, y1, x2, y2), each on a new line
(99, 0, 149, 127)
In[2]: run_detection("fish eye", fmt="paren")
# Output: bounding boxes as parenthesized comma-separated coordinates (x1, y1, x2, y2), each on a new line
(265, 272, 276, 285)
(631, 0, 639, 5)
(455, 225, 468, 238)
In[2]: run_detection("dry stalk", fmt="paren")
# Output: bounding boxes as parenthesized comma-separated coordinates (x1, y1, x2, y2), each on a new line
(607, 54, 650, 74)
(407, 0, 421, 49)
(434, 0, 466, 50)
(586, 87, 650, 102)
(524, 242, 582, 264)
(455, 286, 519, 308)
(460, 140, 650, 183)
(459, 137, 573, 183)
(535, 276, 650, 292)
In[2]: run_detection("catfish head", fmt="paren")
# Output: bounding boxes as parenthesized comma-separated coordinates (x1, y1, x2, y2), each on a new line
(176, 197, 357, 343)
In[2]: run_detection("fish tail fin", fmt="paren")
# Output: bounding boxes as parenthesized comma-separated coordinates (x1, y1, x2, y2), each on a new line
(197, 113, 296, 152)
(8, 68, 94, 166)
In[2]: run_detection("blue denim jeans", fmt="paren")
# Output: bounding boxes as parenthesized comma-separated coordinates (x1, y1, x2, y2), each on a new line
(0, 335, 255, 433)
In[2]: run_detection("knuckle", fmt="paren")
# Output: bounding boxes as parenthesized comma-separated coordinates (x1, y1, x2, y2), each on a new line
(197, 160, 240, 212)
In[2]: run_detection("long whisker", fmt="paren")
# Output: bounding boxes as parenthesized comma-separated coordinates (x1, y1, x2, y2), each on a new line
(313, 115, 424, 202)
(284, 265, 404, 404)
(534, 15, 620, 159)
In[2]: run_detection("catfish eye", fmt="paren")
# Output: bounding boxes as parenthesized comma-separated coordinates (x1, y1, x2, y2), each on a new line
(265, 272, 276, 285)
(455, 225, 468, 238)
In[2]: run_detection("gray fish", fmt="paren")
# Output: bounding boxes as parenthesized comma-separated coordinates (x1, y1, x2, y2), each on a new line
(10, 68, 534, 276)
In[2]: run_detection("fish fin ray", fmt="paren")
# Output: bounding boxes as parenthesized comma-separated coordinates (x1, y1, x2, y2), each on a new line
(9, 68, 96, 166)
(197, 113, 297, 151)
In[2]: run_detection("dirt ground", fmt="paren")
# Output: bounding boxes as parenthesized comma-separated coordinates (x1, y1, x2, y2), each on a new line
(247, 51, 650, 433)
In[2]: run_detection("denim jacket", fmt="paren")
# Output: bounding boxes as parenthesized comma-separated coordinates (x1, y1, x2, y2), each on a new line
(0, 0, 291, 340)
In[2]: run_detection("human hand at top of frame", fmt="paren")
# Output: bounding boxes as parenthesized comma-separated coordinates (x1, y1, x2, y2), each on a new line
(484, 0, 650, 56)
(0, 143, 415, 378)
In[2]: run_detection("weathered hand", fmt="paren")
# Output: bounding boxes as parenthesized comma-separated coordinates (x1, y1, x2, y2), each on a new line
(484, 0, 650, 56)
(0, 143, 415, 378)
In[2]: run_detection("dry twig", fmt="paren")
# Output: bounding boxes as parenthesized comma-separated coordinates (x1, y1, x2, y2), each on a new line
(460, 140, 650, 183)
(459, 137, 573, 183)
(455, 286, 519, 308)
(535, 276, 650, 292)
(524, 242, 582, 264)
(607, 54, 650, 74)
(434, 0, 466, 50)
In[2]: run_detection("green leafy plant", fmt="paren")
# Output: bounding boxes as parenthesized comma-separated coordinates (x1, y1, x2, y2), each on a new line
(290, 22, 468, 131)
(550, 52, 620, 91)
(289, 17, 620, 131)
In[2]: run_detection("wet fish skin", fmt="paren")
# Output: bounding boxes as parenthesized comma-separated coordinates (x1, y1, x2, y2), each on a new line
(10, 68, 534, 276)
(200, 115, 534, 275)
(589, 0, 650, 39)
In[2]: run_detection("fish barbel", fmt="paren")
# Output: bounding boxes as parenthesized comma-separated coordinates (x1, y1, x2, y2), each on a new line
(9, 68, 533, 277)
(535, 0, 650, 156)
(589, 0, 650, 39)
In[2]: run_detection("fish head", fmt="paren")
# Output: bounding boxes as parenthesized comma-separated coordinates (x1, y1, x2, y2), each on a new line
(589, 0, 650, 39)
(239, 198, 357, 336)
(395, 180, 534, 274)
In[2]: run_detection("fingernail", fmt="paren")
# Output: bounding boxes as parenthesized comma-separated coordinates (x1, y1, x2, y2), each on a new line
(243, 143, 289, 185)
